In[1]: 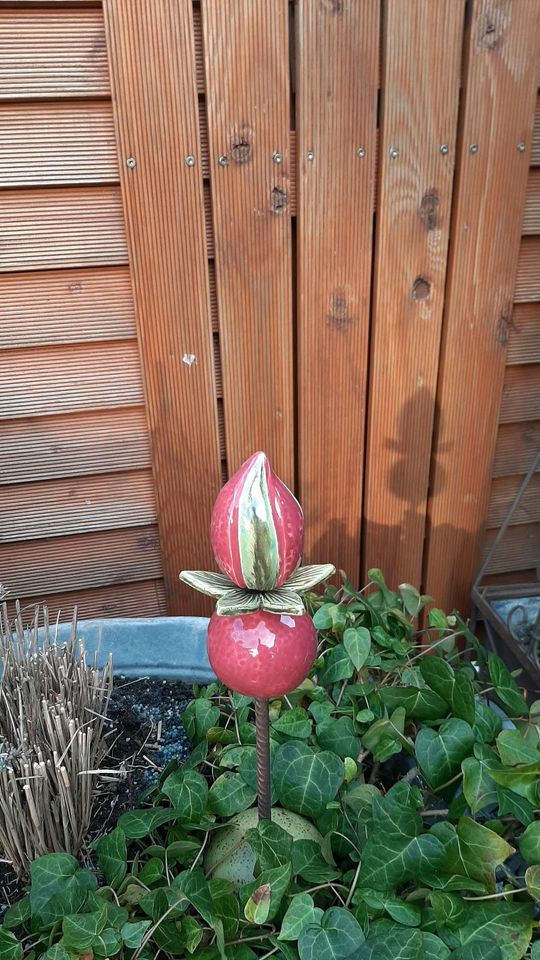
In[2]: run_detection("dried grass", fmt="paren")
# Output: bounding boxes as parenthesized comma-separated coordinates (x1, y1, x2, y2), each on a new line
(0, 598, 114, 876)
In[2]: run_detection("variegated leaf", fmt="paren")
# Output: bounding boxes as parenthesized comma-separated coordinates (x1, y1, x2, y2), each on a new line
(179, 570, 235, 598)
(285, 564, 335, 593)
(216, 589, 261, 616)
(260, 590, 305, 616)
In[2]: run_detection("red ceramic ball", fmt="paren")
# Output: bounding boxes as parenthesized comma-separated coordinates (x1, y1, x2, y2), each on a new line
(207, 610, 317, 698)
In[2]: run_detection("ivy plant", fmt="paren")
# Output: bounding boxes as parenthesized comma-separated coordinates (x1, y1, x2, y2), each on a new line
(2, 570, 540, 960)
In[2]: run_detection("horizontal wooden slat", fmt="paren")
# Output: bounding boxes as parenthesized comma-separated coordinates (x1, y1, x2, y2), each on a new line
(1, 408, 152, 484)
(500, 364, 540, 422)
(0, 9, 109, 100)
(515, 237, 540, 301)
(217, 400, 226, 460)
(487, 473, 540, 528)
(523, 167, 540, 234)
(200, 98, 209, 177)
(7, 580, 167, 623)
(204, 181, 213, 257)
(208, 260, 218, 332)
(493, 421, 540, 477)
(0, 470, 156, 542)
(483, 569, 538, 586)
(0, 187, 128, 272)
(193, 4, 204, 94)
(507, 303, 540, 363)
(213, 334, 222, 398)
(0, 525, 162, 597)
(532, 95, 539, 165)
(0, 102, 118, 187)
(482, 522, 540, 574)
(0, 267, 135, 348)
(0, 341, 143, 418)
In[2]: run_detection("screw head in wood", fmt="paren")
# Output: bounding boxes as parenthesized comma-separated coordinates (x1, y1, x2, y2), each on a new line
(356, 147, 366, 158)
(306, 150, 314, 161)
(218, 155, 229, 166)
(273, 152, 283, 164)
(469, 143, 478, 154)
(439, 144, 449, 155)
(126, 157, 136, 169)
(389, 146, 399, 159)
(185, 155, 196, 167)
(517, 142, 526, 152)
(182, 353, 197, 366)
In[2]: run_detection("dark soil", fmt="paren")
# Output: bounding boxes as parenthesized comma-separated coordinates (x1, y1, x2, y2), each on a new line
(0, 676, 193, 911)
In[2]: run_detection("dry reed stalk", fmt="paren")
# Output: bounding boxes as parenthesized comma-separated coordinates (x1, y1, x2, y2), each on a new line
(0, 596, 114, 876)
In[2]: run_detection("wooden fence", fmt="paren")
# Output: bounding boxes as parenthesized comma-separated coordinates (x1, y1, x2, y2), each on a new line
(0, 0, 539, 619)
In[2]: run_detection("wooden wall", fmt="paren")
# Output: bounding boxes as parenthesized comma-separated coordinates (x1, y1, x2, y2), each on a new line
(1, 0, 538, 620)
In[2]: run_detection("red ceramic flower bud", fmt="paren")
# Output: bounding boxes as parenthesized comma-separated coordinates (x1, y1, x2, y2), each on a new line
(207, 609, 317, 698)
(210, 452, 303, 590)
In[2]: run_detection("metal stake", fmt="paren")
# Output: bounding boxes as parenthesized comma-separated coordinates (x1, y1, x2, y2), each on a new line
(254, 697, 271, 820)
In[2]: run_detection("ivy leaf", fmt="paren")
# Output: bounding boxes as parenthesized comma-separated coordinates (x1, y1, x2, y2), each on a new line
(182, 916, 204, 954)
(487, 655, 528, 717)
(273, 741, 344, 817)
(279, 893, 324, 942)
(451, 901, 533, 960)
(40, 948, 71, 960)
(378, 686, 449, 721)
(355, 920, 425, 959)
(525, 864, 540, 900)
(2, 897, 30, 930)
(162, 769, 209, 823)
(244, 884, 271, 925)
(462, 756, 498, 813)
(433, 817, 514, 892)
(419, 658, 475, 725)
(94, 827, 127, 888)
(62, 905, 108, 952)
(496, 729, 540, 766)
(0, 931, 23, 960)
(473, 702, 503, 744)
(298, 907, 365, 960)
(316, 717, 361, 760)
(208, 773, 256, 817)
(495, 785, 535, 826)
(182, 698, 221, 741)
(117, 808, 179, 839)
(121, 920, 152, 949)
(313, 604, 347, 633)
(291, 839, 340, 884)
(93, 927, 123, 957)
(240, 864, 292, 922)
(245, 821, 292, 870)
(318, 645, 355, 684)
(519, 821, 540, 864)
(398, 583, 424, 618)
(29, 853, 80, 916)
(415, 719, 475, 789)
(343, 627, 371, 670)
(272, 708, 312, 740)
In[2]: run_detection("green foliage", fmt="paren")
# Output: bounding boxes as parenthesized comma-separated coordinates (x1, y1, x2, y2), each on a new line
(3, 570, 539, 960)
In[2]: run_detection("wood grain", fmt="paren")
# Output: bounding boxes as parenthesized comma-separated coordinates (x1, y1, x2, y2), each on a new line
(363, 0, 464, 590)
(0, 102, 118, 187)
(523, 166, 540, 232)
(493, 421, 540, 476)
(7, 581, 167, 623)
(424, 0, 539, 612)
(0, 9, 109, 99)
(0, 526, 162, 597)
(507, 303, 540, 363)
(532, 95, 540, 165)
(295, 0, 379, 581)
(202, 0, 294, 486)
(515, 237, 540, 300)
(2, 408, 152, 484)
(103, 0, 221, 613)
(500, 364, 540, 422)
(0, 341, 144, 418)
(487, 473, 540, 527)
(0, 470, 156, 542)
(0, 187, 127, 272)
(0, 267, 135, 348)
(481, 522, 540, 574)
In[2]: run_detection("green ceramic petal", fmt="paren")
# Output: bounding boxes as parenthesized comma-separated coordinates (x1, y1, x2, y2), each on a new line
(237, 455, 280, 590)
(179, 570, 236, 598)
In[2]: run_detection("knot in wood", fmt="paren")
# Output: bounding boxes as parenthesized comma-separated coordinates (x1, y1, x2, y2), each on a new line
(271, 186, 288, 214)
(412, 277, 431, 301)
(231, 137, 251, 164)
(420, 191, 440, 232)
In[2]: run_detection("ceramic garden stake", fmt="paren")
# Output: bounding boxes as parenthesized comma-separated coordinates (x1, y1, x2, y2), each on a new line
(180, 452, 334, 819)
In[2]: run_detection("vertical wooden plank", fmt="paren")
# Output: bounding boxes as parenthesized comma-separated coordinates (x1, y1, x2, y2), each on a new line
(295, 2, 379, 581)
(102, 0, 221, 614)
(424, 0, 539, 614)
(363, 0, 465, 589)
(202, 0, 294, 487)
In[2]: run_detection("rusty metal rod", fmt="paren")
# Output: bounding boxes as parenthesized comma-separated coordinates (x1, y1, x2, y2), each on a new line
(254, 697, 271, 820)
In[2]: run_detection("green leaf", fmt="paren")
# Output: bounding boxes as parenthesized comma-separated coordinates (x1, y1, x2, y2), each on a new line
(182, 698, 221, 741)
(496, 729, 540, 766)
(162, 768, 208, 822)
(272, 708, 312, 740)
(241, 863, 292, 922)
(29, 853, 80, 915)
(93, 927, 123, 957)
(0, 931, 22, 960)
(525, 864, 540, 900)
(451, 901, 532, 960)
(398, 583, 424, 618)
(318, 645, 354, 684)
(343, 627, 371, 670)
(487, 655, 528, 717)
(244, 884, 271, 924)
(117, 807, 179, 838)
(434, 816, 514, 892)
(473, 702, 503, 744)
(94, 827, 127, 888)
(2, 896, 30, 930)
(138, 857, 164, 886)
(208, 773, 257, 816)
(462, 756, 498, 813)
(415, 718, 475, 789)
(355, 919, 424, 959)
(279, 894, 324, 942)
(291, 839, 340, 884)
(40, 947, 71, 960)
(316, 717, 361, 760)
(62, 907, 108, 952)
(173, 869, 217, 929)
(245, 820, 292, 870)
(519, 821, 540, 864)
(273, 741, 344, 817)
(182, 916, 204, 954)
(298, 907, 365, 960)
(359, 782, 446, 890)
(495, 785, 535, 826)
(419, 658, 475, 725)
(381, 898, 421, 927)
(378, 685, 449, 721)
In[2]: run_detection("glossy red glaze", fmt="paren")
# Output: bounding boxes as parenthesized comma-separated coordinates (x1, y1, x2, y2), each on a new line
(207, 610, 317, 698)
(210, 452, 303, 589)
